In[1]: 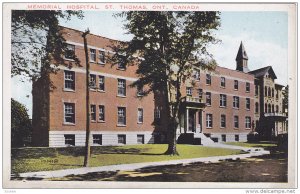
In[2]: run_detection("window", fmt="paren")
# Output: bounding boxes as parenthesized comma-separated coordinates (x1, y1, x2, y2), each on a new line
(206, 92, 211, 106)
(246, 82, 250, 92)
(98, 50, 105, 64)
(98, 76, 105, 91)
(220, 94, 227, 107)
(137, 86, 144, 96)
(64, 44, 75, 59)
(118, 63, 126, 70)
(118, 135, 126, 144)
(272, 88, 274, 97)
(268, 87, 271, 97)
(272, 105, 274, 113)
(64, 103, 75, 124)
(265, 103, 267, 113)
(276, 90, 279, 99)
(64, 70, 75, 91)
(220, 77, 226, 87)
(255, 85, 259, 96)
(220, 114, 226, 128)
(245, 117, 251, 129)
(235, 135, 239, 142)
(246, 98, 250, 110)
(265, 86, 268, 96)
(276, 105, 279, 113)
(137, 135, 144, 144)
(90, 105, 96, 122)
(117, 107, 126, 125)
(206, 114, 213, 128)
(138, 108, 143, 123)
(90, 74, 96, 89)
(268, 104, 271, 113)
(194, 70, 200, 81)
(255, 102, 259, 113)
(98, 105, 105, 122)
(234, 116, 239, 128)
(222, 134, 226, 142)
(64, 134, 75, 146)
(186, 87, 193, 96)
(234, 80, 238, 90)
(198, 89, 203, 99)
(233, 96, 240, 108)
(90, 49, 96, 62)
(93, 134, 102, 145)
(117, 79, 126, 96)
(154, 108, 161, 124)
(206, 74, 211, 85)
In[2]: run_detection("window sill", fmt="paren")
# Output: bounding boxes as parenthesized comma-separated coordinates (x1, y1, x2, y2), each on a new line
(137, 122, 143, 124)
(220, 127, 226, 129)
(90, 88, 97, 92)
(234, 127, 239, 130)
(117, 124, 126, 127)
(63, 89, 75, 92)
(234, 89, 238, 91)
(63, 122, 75, 126)
(98, 62, 106, 65)
(117, 68, 126, 71)
(91, 120, 96, 123)
(98, 120, 105, 123)
(246, 91, 250, 93)
(98, 90, 105, 93)
(219, 106, 227, 108)
(206, 104, 211, 107)
(246, 109, 250, 111)
(117, 95, 126, 98)
(220, 86, 226, 89)
(137, 94, 144, 97)
(233, 107, 239, 110)
(206, 84, 211, 86)
(206, 127, 212, 129)
(245, 128, 251, 130)
(90, 60, 96, 63)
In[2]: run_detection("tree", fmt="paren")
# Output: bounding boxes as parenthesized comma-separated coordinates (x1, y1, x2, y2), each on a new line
(11, 98, 32, 147)
(11, 10, 83, 81)
(112, 11, 220, 155)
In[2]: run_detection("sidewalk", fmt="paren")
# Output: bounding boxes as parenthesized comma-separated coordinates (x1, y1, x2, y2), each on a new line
(17, 147, 270, 179)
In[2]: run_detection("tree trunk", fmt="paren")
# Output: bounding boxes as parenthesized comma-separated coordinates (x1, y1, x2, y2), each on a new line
(164, 117, 179, 155)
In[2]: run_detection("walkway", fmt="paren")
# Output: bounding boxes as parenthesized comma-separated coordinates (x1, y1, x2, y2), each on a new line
(18, 147, 270, 179)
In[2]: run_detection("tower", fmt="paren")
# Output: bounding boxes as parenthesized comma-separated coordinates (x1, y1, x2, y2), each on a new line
(236, 41, 250, 73)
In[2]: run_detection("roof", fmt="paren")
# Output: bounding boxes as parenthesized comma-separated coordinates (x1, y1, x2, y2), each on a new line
(236, 41, 248, 61)
(248, 66, 277, 79)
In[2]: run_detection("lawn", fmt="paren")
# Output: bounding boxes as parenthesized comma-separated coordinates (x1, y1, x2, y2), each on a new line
(224, 141, 277, 148)
(11, 144, 243, 174)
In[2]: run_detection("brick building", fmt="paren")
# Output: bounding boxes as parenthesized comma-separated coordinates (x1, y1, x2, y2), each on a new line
(32, 27, 286, 147)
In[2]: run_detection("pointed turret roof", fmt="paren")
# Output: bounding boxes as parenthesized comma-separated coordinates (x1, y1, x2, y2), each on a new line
(236, 41, 248, 61)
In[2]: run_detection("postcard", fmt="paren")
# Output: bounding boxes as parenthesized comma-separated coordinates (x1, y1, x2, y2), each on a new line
(2, 2, 297, 190)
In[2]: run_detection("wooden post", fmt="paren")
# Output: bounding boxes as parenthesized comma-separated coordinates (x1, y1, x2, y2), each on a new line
(82, 29, 91, 167)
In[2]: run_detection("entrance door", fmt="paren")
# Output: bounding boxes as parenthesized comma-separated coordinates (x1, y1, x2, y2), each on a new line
(188, 110, 195, 132)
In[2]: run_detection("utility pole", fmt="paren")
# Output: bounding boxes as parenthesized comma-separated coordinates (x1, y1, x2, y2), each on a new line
(82, 29, 91, 167)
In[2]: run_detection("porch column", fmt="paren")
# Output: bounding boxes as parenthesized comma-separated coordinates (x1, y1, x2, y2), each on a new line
(186, 108, 189, 132)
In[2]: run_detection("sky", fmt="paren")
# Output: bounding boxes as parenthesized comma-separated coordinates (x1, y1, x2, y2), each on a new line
(11, 11, 288, 118)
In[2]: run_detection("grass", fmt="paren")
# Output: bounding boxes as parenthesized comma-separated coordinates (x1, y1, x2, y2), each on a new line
(11, 144, 243, 174)
(224, 141, 277, 148)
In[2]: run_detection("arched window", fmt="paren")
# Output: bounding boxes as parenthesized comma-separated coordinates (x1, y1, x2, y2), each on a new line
(276, 105, 279, 113)
(268, 87, 271, 97)
(255, 102, 259, 113)
(265, 103, 267, 113)
(272, 105, 274, 113)
(272, 88, 274, 97)
(268, 104, 271, 113)
(265, 86, 267, 96)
